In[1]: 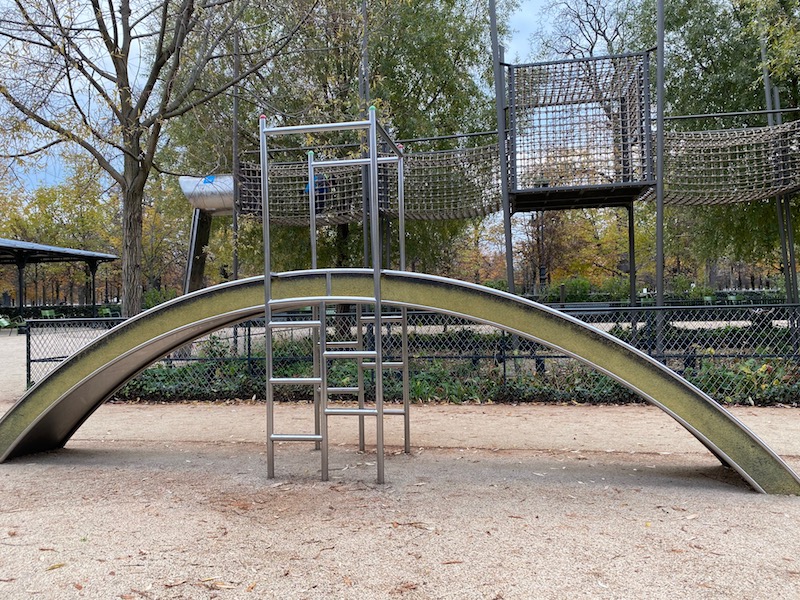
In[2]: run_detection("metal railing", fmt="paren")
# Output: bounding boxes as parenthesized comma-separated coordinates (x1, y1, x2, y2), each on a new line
(25, 303, 800, 406)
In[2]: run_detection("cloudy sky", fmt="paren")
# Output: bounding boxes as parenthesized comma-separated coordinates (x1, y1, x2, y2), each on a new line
(505, 0, 552, 62)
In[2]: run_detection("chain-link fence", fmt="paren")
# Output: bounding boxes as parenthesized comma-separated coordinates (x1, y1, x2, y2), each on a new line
(25, 303, 800, 406)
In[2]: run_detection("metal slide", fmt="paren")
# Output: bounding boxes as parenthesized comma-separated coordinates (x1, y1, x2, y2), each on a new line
(1, 269, 799, 494)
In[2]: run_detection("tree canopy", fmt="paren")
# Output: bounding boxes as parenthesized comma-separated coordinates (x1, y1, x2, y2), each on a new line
(0, 0, 314, 314)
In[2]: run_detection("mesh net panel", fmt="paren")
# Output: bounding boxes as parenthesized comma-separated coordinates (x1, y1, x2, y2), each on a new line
(657, 120, 800, 206)
(508, 54, 651, 191)
(240, 161, 367, 226)
(236, 53, 800, 220)
(29, 305, 800, 405)
(240, 143, 502, 223)
(388, 145, 501, 220)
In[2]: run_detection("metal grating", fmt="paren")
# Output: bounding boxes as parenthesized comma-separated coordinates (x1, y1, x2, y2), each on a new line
(507, 52, 653, 199)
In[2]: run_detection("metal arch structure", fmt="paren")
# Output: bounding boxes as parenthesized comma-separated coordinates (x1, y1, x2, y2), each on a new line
(1, 269, 799, 494)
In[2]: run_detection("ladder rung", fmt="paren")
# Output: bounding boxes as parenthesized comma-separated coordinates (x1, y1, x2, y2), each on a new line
(268, 320, 321, 329)
(270, 433, 323, 442)
(325, 408, 379, 416)
(324, 350, 376, 359)
(269, 377, 322, 385)
(362, 361, 405, 369)
(326, 341, 359, 349)
(328, 387, 360, 394)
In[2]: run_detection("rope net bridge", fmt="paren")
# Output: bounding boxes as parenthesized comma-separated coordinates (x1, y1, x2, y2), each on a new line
(238, 53, 800, 224)
(239, 140, 503, 226)
(654, 120, 800, 206)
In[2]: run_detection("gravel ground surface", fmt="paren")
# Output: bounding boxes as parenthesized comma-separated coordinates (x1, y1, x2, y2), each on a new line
(1, 331, 799, 599)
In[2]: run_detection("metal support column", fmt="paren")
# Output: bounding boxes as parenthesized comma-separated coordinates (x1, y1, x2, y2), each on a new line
(627, 204, 637, 307)
(184, 208, 213, 294)
(490, 0, 515, 294)
(654, 0, 666, 360)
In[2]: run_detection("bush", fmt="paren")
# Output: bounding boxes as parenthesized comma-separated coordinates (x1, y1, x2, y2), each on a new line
(540, 276, 593, 303)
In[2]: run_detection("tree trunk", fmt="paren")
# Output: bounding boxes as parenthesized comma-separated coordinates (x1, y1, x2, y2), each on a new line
(121, 184, 144, 317)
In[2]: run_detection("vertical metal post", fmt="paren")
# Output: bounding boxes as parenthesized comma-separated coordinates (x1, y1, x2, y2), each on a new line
(360, 0, 371, 267)
(642, 51, 654, 181)
(652, 0, 666, 362)
(184, 208, 213, 294)
(312, 303, 322, 452)
(785, 199, 798, 304)
(359, 0, 370, 111)
(308, 151, 318, 269)
(380, 141, 391, 268)
(507, 63, 518, 188)
(90, 261, 98, 317)
(357, 303, 366, 451)
(489, 46, 516, 294)
(489, 0, 515, 294)
(397, 152, 410, 452)
(15, 257, 25, 319)
(774, 93, 799, 303)
(231, 28, 241, 359)
(260, 116, 275, 478)
(232, 29, 240, 282)
(398, 154, 406, 271)
(655, 0, 665, 308)
(628, 203, 637, 307)
(368, 107, 385, 484)
(761, 36, 796, 303)
(319, 300, 329, 480)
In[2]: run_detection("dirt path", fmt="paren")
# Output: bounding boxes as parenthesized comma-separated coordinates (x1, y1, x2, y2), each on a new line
(1, 334, 800, 599)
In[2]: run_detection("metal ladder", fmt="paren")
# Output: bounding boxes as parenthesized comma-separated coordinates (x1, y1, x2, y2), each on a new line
(260, 107, 409, 483)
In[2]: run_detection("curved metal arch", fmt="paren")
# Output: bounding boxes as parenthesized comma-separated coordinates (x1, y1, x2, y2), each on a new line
(1, 269, 798, 494)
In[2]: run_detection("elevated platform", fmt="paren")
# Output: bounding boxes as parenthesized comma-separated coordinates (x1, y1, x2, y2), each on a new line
(511, 181, 655, 212)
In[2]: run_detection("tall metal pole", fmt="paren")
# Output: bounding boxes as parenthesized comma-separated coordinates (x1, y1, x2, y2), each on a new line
(761, 35, 796, 303)
(490, 0, 515, 294)
(308, 151, 318, 269)
(232, 28, 241, 281)
(774, 92, 799, 303)
(260, 116, 275, 478)
(628, 204, 637, 306)
(359, 0, 370, 110)
(655, 0, 665, 307)
(360, 0, 371, 266)
(368, 107, 385, 484)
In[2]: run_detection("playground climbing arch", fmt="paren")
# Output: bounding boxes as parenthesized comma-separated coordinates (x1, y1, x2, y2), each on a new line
(1, 269, 799, 494)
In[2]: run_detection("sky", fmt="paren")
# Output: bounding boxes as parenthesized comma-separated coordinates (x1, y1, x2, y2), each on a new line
(505, 0, 552, 62)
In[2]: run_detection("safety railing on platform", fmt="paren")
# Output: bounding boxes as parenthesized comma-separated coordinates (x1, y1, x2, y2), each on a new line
(505, 51, 655, 195)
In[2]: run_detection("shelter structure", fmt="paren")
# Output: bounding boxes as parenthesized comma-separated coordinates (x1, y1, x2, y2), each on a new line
(0, 238, 118, 318)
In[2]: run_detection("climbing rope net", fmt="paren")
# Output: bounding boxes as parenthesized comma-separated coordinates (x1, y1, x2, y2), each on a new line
(658, 120, 800, 206)
(240, 119, 800, 223)
(240, 140, 502, 225)
(237, 52, 800, 223)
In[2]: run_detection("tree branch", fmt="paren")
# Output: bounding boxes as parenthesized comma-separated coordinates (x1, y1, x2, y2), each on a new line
(0, 139, 63, 158)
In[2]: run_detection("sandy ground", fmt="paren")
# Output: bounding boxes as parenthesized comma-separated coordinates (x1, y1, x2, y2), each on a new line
(1, 331, 800, 599)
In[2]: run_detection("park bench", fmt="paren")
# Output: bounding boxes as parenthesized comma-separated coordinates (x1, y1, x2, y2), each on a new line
(0, 315, 25, 335)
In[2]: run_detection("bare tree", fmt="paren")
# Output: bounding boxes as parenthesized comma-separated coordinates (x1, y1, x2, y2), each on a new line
(542, 0, 636, 58)
(0, 0, 314, 315)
